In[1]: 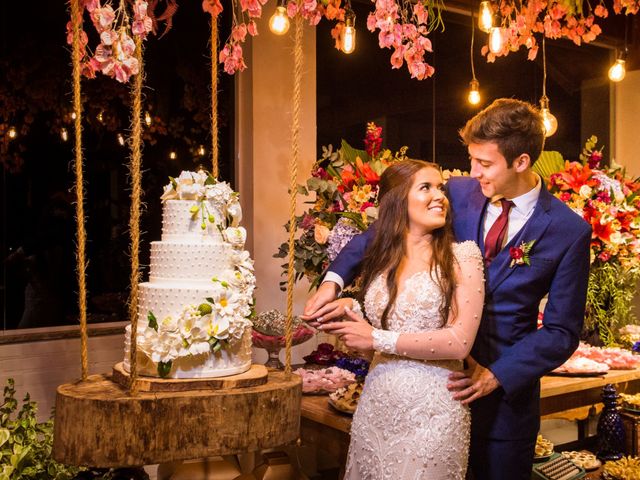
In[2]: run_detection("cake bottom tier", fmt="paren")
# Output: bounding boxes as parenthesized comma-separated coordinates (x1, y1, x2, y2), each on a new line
(123, 281, 252, 379)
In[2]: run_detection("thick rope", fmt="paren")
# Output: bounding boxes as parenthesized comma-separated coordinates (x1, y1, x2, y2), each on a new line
(128, 35, 145, 395)
(70, 0, 89, 381)
(211, 16, 219, 178)
(285, 15, 304, 378)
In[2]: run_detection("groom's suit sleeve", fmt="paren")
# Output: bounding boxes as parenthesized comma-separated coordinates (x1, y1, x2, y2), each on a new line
(488, 225, 592, 400)
(326, 226, 375, 287)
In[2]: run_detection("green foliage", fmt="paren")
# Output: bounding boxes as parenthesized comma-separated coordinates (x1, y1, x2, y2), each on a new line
(0, 378, 82, 480)
(533, 150, 565, 183)
(585, 262, 640, 346)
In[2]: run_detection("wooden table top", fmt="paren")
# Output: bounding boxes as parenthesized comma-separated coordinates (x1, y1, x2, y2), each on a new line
(540, 369, 640, 398)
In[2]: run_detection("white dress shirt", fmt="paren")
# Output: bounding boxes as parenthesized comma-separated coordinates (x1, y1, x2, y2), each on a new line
(482, 175, 541, 245)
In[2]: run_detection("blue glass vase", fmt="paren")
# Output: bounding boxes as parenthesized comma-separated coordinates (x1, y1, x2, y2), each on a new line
(596, 383, 626, 461)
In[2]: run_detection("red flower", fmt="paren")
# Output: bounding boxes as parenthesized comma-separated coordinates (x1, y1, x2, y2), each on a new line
(510, 246, 524, 260)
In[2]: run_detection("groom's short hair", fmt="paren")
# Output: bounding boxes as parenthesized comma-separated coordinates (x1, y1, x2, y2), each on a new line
(459, 98, 545, 166)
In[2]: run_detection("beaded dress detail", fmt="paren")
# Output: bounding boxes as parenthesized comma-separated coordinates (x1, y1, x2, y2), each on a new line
(344, 241, 483, 480)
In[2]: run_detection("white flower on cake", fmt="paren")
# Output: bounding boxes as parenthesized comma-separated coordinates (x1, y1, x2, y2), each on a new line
(226, 199, 242, 226)
(223, 226, 247, 248)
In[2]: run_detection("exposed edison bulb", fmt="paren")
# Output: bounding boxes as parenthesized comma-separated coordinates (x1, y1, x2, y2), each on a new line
(117, 133, 125, 146)
(478, 1, 493, 33)
(8, 126, 17, 139)
(468, 79, 481, 105)
(538, 97, 558, 137)
(61, 128, 69, 142)
(144, 111, 152, 126)
(488, 27, 503, 54)
(608, 59, 626, 82)
(71, 111, 77, 120)
(96, 111, 104, 123)
(341, 25, 356, 54)
(198, 145, 206, 156)
(269, 6, 290, 35)
(169, 150, 177, 160)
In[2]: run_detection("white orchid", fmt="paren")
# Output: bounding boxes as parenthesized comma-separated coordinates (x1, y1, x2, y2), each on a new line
(226, 199, 243, 226)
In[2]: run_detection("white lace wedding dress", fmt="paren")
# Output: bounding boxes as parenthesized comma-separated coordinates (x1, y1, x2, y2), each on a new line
(344, 241, 484, 480)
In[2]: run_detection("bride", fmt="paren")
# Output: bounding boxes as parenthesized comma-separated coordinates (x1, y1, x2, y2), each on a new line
(307, 159, 484, 479)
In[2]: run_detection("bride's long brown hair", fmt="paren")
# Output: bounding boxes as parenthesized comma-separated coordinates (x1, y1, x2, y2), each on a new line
(358, 159, 457, 329)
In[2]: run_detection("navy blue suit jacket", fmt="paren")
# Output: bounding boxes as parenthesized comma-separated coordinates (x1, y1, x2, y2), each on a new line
(329, 176, 592, 440)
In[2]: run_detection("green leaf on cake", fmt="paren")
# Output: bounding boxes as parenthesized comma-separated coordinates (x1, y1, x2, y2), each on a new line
(212, 342, 222, 353)
(198, 303, 212, 315)
(157, 361, 172, 378)
(169, 176, 177, 189)
(205, 175, 216, 185)
(205, 297, 215, 303)
(148, 311, 158, 331)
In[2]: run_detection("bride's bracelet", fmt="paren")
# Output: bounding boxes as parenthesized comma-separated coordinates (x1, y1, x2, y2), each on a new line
(371, 328, 400, 355)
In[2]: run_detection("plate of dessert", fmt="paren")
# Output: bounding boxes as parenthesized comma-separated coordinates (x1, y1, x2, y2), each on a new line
(533, 435, 554, 462)
(328, 382, 363, 415)
(560, 450, 601, 471)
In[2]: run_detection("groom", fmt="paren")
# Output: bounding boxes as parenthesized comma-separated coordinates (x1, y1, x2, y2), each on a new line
(303, 98, 591, 479)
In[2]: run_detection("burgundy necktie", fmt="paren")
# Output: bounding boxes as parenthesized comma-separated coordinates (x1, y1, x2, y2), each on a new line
(484, 198, 514, 267)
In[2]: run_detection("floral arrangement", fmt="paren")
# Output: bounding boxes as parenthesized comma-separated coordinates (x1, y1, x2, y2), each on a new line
(481, 0, 639, 63)
(137, 170, 255, 377)
(66, 0, 160, 83)
(161, 169, 244, 242)
(203, 0, 345, 75)
(544, 136, 640, 345)
(274, 122, 408, 289)
(367, 0, 444, 79)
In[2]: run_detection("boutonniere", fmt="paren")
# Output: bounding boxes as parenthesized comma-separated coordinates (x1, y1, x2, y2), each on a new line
(509, 240, 536, 267)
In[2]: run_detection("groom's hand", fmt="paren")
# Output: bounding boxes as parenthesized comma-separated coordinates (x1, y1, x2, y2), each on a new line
(302, 282, 340, 320)
(447, 357, 501, 405)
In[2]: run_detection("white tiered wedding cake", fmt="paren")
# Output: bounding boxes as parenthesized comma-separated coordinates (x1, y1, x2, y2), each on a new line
(123, 170, 256, 378)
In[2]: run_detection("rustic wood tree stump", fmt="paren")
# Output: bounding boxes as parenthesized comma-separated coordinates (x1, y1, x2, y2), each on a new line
(53, 369, 302, 467)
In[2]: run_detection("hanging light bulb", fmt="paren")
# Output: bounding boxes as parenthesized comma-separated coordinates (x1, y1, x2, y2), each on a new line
(117, 133, 125, 146)
(341, 5, 356, 54)
(96, 111, 104, 123)
(478, 1, 493, 33)
(467, 11, 481, 106)
(468, 79, 481, 105)
(144, 111, 152, 126)
(539, 38, 557, 137)
(269, 6, 290, 35)
(71, 111, 77, 120)
(61, 128, 69, 142)
(608, 58, 626, 82)
(169, 150, 177, 160)
(539, 96, 558, 137)
(488, 27, 503, 54)
(198, 145, 206, 156)
(8, 126, 17, 139)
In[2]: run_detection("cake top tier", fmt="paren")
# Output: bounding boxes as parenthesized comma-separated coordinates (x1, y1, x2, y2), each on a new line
(160, 170, 244, 246)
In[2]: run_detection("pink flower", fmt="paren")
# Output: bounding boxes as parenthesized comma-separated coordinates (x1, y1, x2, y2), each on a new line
(287, 1, 299, 18)
(247, 20, 258, 36)
(83, 0, 100, 13)
(202, 0, 224, 16)
(90, 5, 115, 32)
(413, 3, 428, 25)
(100, 29, 118, 46)
(132, 17, 153, 37)
(231, 23, 248, 42)
(390, 46, 405, 69)
(81, 58, 99, 79)
(588, 151, 603, 169)
(527, 44, 539, 60)
(367, 13, 377, 31)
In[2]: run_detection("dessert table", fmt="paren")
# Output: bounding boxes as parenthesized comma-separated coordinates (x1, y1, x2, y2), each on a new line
(299, 369, 640, 478)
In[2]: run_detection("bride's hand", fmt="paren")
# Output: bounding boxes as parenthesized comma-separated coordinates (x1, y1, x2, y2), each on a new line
(319, 307, 374, 353)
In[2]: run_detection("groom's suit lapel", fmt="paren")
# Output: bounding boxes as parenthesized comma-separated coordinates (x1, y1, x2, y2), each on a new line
(485, 186, 553, 294)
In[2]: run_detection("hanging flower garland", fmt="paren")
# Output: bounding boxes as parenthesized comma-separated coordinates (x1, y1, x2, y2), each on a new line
(482, 0, 640, 62)
(65, 0, 156, 83)
(367, 0, 444, 79)
(202, 0, 346, 75)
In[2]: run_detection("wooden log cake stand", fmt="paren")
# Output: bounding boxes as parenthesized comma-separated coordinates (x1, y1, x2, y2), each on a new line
(53, 366, 302, 468)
